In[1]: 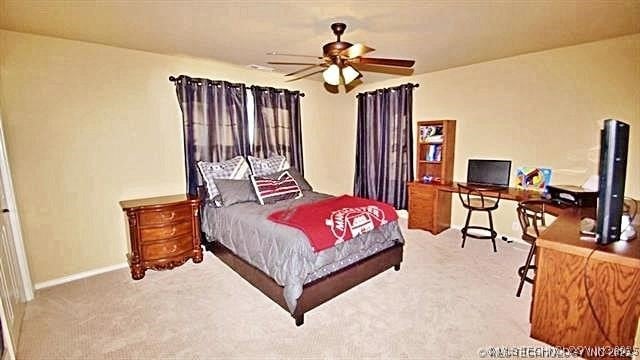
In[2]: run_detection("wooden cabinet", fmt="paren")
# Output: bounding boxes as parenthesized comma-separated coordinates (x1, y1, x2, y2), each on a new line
(120, 194, 203, 280)
(408, 182, 452, 234)
(409, 120, 456, 234)
(531, 205, 640, 359)
(408, 183, 435, 230)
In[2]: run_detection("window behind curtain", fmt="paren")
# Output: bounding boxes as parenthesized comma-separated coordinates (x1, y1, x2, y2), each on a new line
(250, 86, 304, 174)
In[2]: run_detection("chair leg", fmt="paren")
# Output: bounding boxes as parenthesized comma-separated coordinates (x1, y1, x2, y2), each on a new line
(516, 243, 536, 297)
(461, 209, 472, 248)
(488, 211, 497, 253)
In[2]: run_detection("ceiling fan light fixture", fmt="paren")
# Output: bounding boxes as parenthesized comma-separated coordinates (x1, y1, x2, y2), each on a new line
(342, 65, 360, 85)
(322, 64, 341, 85)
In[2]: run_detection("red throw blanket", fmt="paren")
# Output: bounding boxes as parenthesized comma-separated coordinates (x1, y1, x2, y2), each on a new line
(268, 195, 398, 252)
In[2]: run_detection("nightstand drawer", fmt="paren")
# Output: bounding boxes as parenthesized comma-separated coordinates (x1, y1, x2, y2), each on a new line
(140, 221, 192, 242)
(139, 207, 192, 226)
(141, 235, 194, 261)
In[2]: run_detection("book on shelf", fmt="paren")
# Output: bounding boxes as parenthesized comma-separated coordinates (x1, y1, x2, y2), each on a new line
(425, 144, 442, 162)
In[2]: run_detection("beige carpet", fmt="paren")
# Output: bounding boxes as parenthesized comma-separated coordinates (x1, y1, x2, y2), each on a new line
(18, 219, 546, 359)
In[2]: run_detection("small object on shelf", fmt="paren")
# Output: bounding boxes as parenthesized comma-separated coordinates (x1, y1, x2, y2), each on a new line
(119, 194, 203, 280)
(425, 134, 443, 144)
(419, 125, 444, 143)
(422, 176, 441, 184)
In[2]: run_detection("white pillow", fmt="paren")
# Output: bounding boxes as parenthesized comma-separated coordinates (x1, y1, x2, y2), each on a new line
(247, 155, 290, 176)
(197, 156, 250, 205)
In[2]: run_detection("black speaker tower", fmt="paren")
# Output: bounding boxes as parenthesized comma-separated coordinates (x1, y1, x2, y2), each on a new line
(596, 119, 630, 245)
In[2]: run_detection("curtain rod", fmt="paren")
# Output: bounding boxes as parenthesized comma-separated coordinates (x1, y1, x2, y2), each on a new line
(356, 83, 419, 98)
(169, 76, 305, 97)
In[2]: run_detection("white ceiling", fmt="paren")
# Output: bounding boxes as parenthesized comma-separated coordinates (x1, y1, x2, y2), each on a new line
(1, 0, 639, 83)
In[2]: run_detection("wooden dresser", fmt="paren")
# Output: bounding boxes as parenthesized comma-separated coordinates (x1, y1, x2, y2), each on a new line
(120, 194, 203, 280)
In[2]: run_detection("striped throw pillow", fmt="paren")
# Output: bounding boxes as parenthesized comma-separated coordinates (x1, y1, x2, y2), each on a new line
(250, 171, 303, 205)
(197, 156, 250, 205)
(247, 155, 290, 176)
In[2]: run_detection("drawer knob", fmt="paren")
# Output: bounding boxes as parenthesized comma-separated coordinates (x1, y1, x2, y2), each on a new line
(167, 244, 177, 253)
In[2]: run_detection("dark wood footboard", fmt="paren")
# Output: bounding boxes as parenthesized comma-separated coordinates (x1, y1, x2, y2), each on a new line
(206, 241, 404, 326)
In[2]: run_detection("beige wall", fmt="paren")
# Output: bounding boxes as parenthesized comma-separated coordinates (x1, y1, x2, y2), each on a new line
(345, 34, 640, 237)
(0, 30, 346, 284)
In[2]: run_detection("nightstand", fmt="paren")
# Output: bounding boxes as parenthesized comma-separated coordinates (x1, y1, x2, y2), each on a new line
(119, 194, 203, 280)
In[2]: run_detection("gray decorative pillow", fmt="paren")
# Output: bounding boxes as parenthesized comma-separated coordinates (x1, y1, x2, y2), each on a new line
(213, 179, 257, 207)
(266, 168, 312, 192)
(197, 156, 250, 204)
(247, 155, 290, 176)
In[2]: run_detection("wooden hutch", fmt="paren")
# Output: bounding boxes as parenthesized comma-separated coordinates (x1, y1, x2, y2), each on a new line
(408, 119, 456, 234)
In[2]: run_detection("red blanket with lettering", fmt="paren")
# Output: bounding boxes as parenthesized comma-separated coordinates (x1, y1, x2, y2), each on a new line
(268, 195, 398, 252)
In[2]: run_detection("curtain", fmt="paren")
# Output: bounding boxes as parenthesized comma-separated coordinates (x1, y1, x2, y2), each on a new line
(250, 86, 304, 174)
(353, 83, 416, 209)
(174, 75, 250, 195)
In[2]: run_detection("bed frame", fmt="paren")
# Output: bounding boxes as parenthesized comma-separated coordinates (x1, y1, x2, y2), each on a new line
(204, 240, 403, 326)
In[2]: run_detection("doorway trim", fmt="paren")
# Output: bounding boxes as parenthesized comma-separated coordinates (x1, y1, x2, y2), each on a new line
(0, 113, 33, 301)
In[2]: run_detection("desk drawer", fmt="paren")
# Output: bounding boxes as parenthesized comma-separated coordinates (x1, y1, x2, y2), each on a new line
(141, 235, 194, 261)
(140, 221, 192, 242)
(139, 206, 192, 226)
(408, 187, 435, 230)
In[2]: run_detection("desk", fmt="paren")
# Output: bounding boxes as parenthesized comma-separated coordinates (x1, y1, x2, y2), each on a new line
(531, 203, 640, 359)
(409, 181, 640, 357)
(407, 181, 556, 234)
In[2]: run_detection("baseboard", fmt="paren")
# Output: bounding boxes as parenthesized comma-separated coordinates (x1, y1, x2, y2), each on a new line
(34, 262, 129, 290)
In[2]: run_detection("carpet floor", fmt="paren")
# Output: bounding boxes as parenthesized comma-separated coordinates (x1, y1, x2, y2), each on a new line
(18, 219, 546, 359)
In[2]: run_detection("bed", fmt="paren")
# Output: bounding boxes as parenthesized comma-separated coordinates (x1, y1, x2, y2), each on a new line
(199, 188, 405, 326)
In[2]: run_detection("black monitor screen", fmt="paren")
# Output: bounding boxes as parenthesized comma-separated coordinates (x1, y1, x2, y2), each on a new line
(467, 159, 512, 187)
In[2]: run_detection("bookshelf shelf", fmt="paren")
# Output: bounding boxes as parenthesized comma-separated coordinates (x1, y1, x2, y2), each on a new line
(419, 141, 444, 145)
(418, 160, 442, 164)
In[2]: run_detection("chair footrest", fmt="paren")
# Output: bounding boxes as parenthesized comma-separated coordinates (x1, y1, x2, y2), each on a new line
(462, 225, 497, 239)
(517, 265, 536, 284)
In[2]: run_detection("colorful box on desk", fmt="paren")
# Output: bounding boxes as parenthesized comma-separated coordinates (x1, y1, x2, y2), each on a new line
(546, 185, 597, 207)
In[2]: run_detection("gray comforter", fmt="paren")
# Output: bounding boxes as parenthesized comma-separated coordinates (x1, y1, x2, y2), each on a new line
(201, 191, 405, 313)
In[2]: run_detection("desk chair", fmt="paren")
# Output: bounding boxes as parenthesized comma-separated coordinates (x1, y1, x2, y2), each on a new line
(457, 184, 501, 252)
(515, 199, 550, 297)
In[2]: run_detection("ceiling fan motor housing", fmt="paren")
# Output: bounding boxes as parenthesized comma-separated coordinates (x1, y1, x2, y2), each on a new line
(323, 41, 353, 59)
(323, 22, 352, 61)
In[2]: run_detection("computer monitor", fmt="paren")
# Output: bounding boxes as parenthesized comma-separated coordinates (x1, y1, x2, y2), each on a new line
(596, 119, 630, 244)
(467, 159, 512, 187)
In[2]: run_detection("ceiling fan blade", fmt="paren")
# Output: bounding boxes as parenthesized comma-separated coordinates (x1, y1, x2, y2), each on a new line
(339, 43, 375, 59)
(355, 57, 415, 68)
(267, 61, 321, 66)
(285, 63, 328, 77)
(285, 69, 325, 82)
(267, 52, 323, 59)
(351, 63, 415, 76)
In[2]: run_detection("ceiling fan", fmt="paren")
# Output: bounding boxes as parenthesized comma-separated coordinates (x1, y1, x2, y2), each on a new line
(267, 23, 415, 87)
